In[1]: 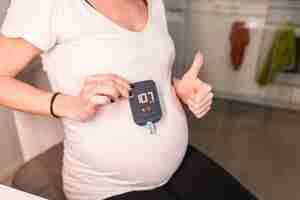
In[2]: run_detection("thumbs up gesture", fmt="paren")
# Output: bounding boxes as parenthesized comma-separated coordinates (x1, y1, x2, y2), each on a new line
(173, 51, 214, 119)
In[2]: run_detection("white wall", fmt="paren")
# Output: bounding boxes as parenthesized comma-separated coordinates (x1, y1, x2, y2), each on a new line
(187, 0, 300, 110)
(0, 0, 9, 21)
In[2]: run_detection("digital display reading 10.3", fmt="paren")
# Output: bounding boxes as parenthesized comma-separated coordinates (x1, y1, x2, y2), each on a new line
(138, 91, 155, 105)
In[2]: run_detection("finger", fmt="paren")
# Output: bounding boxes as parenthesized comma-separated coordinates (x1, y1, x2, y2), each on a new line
(193, 92, 214, 108)
(188, 97, 212, 112)
(188, 97, 212, 113)
(193, 100, 212, 115)
(82, 81, 98, 93)
(106, 74, 132, 90)
(114, 83, 130, 99)
(93, 83, 122, 102)
(81, 82, 99, 101)
(195, 105, 212, 119)
(84, 80, 128, 102)
(195, 108, 211, 119)
(191, 83, 212, 103)
(104, 80, 131, 99)
(89, 95, 111, 105)
(85, 74, 132, 90)
(187, 91, 213, 108)
(183, 50, 204, 80)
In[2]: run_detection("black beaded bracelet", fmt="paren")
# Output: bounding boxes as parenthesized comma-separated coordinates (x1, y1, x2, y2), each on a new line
(50, 92, 62, 118)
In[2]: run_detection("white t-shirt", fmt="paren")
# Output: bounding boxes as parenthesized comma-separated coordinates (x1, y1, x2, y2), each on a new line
(1, 0, 189, 199)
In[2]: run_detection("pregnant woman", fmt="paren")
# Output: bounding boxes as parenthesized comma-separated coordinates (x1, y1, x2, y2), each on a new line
(0, 0, 257, 199)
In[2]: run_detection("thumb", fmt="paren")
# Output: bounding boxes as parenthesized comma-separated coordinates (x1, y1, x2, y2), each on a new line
(183, 50, 204, 80)
(89, 95, 111, 105)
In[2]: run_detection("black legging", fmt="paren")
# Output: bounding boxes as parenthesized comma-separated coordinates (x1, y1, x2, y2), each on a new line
(106, 145, 258, 200)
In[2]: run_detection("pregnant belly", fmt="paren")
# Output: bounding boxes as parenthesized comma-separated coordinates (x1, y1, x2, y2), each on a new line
(63, 87, 189, 187)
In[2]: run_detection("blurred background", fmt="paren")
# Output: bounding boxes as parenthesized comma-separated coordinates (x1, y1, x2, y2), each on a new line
(1, 0, 300, 200)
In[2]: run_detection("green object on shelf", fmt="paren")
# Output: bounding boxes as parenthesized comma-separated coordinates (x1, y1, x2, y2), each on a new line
(257, 22, 296, 86)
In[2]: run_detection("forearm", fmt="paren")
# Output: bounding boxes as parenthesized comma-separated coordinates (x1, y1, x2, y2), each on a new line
(0, 76, 74, 118)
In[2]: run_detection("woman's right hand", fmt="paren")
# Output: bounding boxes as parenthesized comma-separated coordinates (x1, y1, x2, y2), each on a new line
(62, 74, 132, 122)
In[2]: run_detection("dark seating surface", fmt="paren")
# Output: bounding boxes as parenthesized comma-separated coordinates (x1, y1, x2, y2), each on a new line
(12, 143, 67, 200)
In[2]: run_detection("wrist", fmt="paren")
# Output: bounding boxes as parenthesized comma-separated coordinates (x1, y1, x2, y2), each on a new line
(52, 93, 77, 119)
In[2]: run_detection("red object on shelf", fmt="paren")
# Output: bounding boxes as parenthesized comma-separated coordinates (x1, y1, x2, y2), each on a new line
(230, 21, 250, 70)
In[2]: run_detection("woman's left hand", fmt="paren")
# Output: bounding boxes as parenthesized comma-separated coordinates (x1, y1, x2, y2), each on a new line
(173, 51, 214, 119)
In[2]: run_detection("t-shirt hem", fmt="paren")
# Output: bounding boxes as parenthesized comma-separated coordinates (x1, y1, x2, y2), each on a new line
(97, 179, 171, 200)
